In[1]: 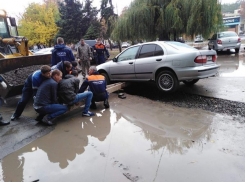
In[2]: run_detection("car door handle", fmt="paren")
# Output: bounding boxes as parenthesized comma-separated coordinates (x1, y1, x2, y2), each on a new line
(129, 62, 133, 64)
(156, 59, 162, 61)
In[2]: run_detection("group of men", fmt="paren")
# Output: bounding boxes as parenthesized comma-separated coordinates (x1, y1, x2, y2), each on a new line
(0, 37, 110, 126)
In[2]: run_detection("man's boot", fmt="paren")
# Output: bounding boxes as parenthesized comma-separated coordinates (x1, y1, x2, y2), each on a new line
(104, 99, 110, 109)
(0, 114, 10, 126)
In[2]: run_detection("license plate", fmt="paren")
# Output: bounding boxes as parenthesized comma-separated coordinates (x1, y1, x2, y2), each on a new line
(207, 56, 212, 61)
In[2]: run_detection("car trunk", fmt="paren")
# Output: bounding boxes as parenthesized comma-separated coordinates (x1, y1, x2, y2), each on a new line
(221, 37, 238, 47)
(199, 50, 216, 65)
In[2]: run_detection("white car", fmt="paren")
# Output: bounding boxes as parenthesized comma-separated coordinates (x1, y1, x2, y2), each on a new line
(194, 35, 203, 43)
(34, 47, 53, 55)
(121, 42, 130, 48)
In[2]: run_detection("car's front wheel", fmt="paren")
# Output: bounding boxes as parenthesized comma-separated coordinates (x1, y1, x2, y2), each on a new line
(183, 79, 199, 86)
(101, 72, 110, 85)
(156, 70, 179, 93)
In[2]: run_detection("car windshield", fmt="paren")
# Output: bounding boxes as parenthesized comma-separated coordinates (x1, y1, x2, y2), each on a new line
(164, 41, 197, 50)
(218, 32, 237, 38)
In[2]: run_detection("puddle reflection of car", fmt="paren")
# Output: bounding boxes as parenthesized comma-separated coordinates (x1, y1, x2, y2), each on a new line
(208, 31, 241, 53)
(34, 47, 53, 55)
(97, 41, 219, 93)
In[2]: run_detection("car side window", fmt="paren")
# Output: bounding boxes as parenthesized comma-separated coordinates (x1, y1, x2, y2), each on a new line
(154, 45, 164, 56)
(117, 46, 139, 62)
(138, 44, 155, 58)
(211, 34, 217, 40)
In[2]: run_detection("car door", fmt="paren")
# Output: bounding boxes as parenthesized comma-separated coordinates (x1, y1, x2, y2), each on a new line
(135, 44, 164, 80)
(110, 46, 140, 80)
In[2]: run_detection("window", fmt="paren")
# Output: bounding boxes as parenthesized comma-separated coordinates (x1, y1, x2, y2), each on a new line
(211, 34, 217, 40)
(117, 46, 139, 62)
(154, 45, 164, 56)
(0, 17, 10, 38)
(138, 44, 155, 58)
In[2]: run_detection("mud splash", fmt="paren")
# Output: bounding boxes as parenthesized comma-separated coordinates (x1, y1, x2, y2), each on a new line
(0, 94, 245, 182)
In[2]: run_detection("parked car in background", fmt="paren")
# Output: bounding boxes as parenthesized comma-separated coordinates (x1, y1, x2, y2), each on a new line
(208, 31, 241, 53)
(97, 41, 219, 93)
(122, 42, 130, 48)
(194, 35, 203, 43)
(34, 47, 53, 55)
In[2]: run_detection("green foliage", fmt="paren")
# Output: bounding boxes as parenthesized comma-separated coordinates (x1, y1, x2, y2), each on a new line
(111, 0, 223, 41)
(83, 22, 101, 39)
(18, 2, 59, 46)
(221, 1, 240, 13)
(56, 0, 99, 43)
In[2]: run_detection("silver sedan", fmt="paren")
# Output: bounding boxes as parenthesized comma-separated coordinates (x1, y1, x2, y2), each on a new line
(97, 41, 219, 93)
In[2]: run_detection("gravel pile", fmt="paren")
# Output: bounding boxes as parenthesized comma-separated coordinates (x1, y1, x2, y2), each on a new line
(124, 82, 245, 119)
(1, 65, 42, 86)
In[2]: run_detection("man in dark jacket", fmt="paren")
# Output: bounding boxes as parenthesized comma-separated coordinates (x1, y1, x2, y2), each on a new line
(11, 65, 52, 121)
(51, 61, 72, 79)
(34, 69, 68, 125)
(58, 70, 95, 117)
(51, 37, 75, 66)
(0, 77, 9, 126)
(79, 66, 109, 109)
(93, 38, 110, 65)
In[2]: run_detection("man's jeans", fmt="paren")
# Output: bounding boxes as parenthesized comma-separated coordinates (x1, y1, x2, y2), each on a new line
(36, 104, 68, 120)
(71, 91, 93, 113)
(14, 88, 32, 117)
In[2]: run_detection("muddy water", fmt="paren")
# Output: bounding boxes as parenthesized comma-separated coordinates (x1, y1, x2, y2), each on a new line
(0, 94, 245, 182)
(217, 53, 245, 77)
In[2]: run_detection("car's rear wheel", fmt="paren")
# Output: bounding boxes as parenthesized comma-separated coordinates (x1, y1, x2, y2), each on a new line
(156, 70, 179, 93)
(235, 48, 240, 53)
(101, 72, 110, 85)
(183, 79, 199, 86)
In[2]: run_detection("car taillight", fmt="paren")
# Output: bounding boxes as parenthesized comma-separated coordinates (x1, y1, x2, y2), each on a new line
(238, 38, 241, 42)
(195, 55, 207, 63)
(212, 55, 217, 62)
(217, 40, 222, 44)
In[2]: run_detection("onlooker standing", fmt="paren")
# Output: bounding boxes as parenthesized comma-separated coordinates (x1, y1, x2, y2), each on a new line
(51, 37, 75, 66)
(0, 77, 9, 126)
(11, 65, 52, 121)
(93, 38, 110, 65)
(79, 66, 109, 109)
(76, 39, 93, 78)
(58, 70, 95, 117)
(34, 69, 68, 126)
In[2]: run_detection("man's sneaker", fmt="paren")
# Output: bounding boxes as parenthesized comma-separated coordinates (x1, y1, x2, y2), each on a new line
(82, 111, 95, 117)
(35, 114, 43, 122)
(11, 114, 19, 121)
(104, 99, 110, 109)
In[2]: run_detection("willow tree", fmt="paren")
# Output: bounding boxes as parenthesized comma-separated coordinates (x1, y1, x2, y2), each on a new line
(111, 0, 223, 41)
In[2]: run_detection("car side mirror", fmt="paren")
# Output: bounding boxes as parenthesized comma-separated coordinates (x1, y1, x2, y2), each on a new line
(113, 57, 117, 62)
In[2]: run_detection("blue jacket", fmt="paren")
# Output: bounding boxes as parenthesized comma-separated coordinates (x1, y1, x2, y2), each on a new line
(23, 70, 48, 96)
(34, 78, 58, 107)
(51, 44, 75, 66)
(79, 72, 108, 101)
(51, 61, 69, 79)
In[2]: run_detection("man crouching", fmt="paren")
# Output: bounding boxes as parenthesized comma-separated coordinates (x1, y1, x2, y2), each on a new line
(58, 70, 95, 117)
(33, 69, 68, 126)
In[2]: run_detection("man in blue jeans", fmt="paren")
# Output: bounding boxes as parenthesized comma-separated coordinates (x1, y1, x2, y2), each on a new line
(34, 69, 68, 125)
(11, 65, 52, 121)
(58, 70, 94, 117)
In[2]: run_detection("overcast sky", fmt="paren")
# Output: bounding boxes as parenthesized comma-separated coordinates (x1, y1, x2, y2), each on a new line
(1, 0, 238, 17)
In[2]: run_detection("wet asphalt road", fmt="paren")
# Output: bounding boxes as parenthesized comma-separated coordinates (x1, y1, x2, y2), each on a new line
(0, 49, 245, 181)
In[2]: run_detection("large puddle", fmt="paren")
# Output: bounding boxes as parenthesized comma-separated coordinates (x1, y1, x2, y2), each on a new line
(217, 53, 245, 77)
(1, 94, 245, 182)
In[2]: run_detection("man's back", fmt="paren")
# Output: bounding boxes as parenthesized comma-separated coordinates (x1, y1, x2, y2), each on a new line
(34, 79, 58, 107)
(51, 44, 75, 66)
(58, 75, 80, 104)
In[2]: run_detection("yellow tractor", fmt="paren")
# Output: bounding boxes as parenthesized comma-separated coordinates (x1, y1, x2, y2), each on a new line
(0, 9, 51, 98)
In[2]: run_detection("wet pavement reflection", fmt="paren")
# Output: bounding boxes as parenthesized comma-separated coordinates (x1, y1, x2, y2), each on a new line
(217, 53, 245, 77)
(1, 94, 245, 182)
